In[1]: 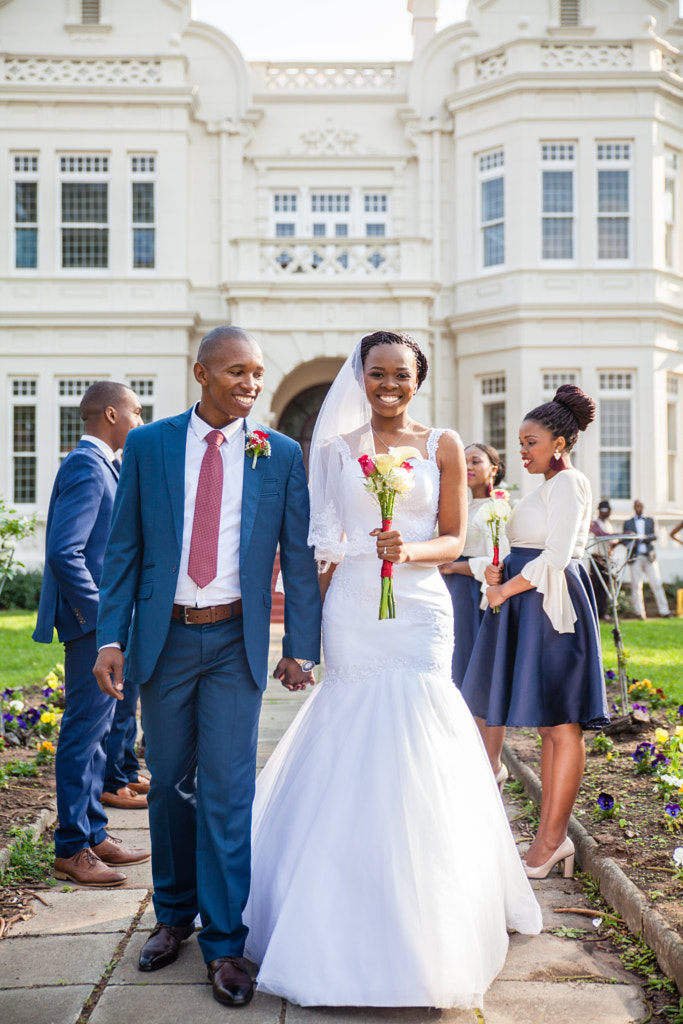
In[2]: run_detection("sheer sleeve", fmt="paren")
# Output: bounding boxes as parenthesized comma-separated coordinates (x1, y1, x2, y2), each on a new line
(520, 472, 591, 633)
(307, 437, 346, 572)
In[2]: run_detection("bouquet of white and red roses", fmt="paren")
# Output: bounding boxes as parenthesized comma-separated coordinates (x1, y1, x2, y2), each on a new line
(479, 489, 512, 612)
(358, 447, 422, 619)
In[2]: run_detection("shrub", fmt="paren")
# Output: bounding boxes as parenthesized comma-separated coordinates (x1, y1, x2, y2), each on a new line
(0, 569, 43, 610)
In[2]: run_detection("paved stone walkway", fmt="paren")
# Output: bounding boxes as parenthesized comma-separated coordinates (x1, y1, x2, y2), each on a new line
(0, 629, 648, 1024)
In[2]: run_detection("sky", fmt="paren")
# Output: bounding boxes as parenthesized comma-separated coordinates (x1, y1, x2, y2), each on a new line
(192, 0, 469, 62)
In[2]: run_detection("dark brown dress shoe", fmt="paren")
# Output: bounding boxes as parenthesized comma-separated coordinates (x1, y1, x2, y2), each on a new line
(207, 957, 254, 1007)
(139, 921, 195, 972)
(101, 785, 148, 809)
(91, 834, 151, 866)
(53, 848, 126, 887)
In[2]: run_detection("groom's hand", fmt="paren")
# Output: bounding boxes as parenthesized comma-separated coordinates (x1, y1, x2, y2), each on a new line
(273, 657, 315, 692)
(93, 647, 126, 700)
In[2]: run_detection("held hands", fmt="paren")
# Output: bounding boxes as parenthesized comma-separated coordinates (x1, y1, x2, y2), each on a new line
(484, 563, 503, 586)
(485, 583, 507, 608)
(93, 647, 126, 700)
(371, 528, 410, 564)
(273, 657, 315, 692)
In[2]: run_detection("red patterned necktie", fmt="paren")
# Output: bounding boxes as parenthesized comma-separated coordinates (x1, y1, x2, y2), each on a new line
(187, 429, 225, 589)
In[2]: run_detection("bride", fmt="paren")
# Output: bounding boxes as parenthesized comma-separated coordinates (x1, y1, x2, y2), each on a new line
(243, 332, 542, 1009)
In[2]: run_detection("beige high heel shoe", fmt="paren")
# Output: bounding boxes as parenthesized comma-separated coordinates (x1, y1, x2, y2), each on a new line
(523, 837, 575, 879)
(495, 763, 509, 793)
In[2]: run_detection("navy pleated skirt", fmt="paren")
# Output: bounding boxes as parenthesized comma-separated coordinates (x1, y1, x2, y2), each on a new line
(461, 548, 609, 730)
(442, 557, 485, 689)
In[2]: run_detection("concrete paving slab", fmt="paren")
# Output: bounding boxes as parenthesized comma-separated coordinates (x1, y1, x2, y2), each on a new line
(103, 807, 150, 830)
(138, 900, 157, 930)
(482, 980, 645, 1024)
(499, 931, 627, 983)
(529, 877, 600, 931)
(0, 933, 120, 987)
(91, 985, 281, 1023)
(0, 984, 92, 1024)
(118, 858, 153, 889)
(109, 927, 204, 984)
(11, 888, 147, 935)
(285, 1006, 479, 1023)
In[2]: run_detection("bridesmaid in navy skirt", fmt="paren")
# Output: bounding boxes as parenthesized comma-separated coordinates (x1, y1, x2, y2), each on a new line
(441, 444, 507, 691)
(462, 385, 608, 881)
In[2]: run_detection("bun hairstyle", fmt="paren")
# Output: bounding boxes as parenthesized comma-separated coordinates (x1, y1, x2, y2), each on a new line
(524, 384, 596, 453)
(360, 331, 429, 390)
(467, 443, 506, 487)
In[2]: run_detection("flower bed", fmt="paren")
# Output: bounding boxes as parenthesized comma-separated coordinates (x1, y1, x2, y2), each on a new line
(507, 671, 683, 945)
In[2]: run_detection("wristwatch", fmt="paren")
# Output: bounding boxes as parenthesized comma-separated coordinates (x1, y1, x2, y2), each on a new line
(293, 657, 316, 672)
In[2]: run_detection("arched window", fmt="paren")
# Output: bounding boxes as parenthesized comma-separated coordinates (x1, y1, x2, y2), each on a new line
(277, 384, 332, 470)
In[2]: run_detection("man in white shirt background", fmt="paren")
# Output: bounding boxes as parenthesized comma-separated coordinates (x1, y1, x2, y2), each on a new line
(623, 500, 671, 620)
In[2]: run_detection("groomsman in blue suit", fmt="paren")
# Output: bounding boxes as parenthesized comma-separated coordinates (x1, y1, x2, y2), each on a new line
(33, 381, 151, 886)
(94, 327, 321, 1008)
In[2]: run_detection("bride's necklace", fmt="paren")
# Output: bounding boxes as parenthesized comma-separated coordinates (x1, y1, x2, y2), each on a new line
(371, 419, 412, 451)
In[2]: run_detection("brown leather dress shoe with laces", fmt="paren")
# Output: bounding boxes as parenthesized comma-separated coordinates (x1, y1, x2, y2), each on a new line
(101, 785, 148, 809)
(53, 848, 126, 887)
(139, 921, 196, 972)
(91, 834, 151, 866)
(207, 956, 254, 1007)
(128, 774, 151, 794)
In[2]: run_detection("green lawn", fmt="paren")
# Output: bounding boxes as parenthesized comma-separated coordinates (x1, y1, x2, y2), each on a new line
(1, 610, 61, 691)
(600, 618, 683, 704)
(1, 609, 682, 706)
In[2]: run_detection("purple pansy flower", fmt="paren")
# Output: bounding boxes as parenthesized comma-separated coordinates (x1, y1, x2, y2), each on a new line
(665, 804, 681, 818)
(597, 793, 615, 811)
(605, 670, 616, 680)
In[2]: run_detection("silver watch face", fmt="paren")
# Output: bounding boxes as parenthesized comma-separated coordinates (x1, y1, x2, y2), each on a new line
(300, 660, 315, 672)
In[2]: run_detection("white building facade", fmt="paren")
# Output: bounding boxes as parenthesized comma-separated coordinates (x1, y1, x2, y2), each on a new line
(1, 0, 682, 575)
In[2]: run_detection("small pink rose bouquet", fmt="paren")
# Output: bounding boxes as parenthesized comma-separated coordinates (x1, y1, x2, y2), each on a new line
(479, 489, 512, 612)
(358, 447, 422, 619)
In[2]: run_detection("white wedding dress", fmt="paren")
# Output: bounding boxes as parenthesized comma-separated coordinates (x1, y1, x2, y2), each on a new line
(244, 429, 542, 1009)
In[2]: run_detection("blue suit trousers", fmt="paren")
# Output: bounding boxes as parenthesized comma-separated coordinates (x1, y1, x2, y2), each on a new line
(139, 616, 262, 963)
(55, 631, 115, 858)
(104, 679, 141, 791)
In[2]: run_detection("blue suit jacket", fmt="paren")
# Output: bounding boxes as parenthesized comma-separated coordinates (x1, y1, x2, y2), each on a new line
(96, 410, 321, 689)
(34, 440, 119, 644)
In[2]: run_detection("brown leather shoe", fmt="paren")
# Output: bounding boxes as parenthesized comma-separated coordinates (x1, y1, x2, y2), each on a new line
(207, 957, 254, 1007)
(139, 921, 195, 972)
(54, 848, 126, 887)
(91, 834, 151, 866)
(101, 785, 148, 809)
(128, 774, 151, 794)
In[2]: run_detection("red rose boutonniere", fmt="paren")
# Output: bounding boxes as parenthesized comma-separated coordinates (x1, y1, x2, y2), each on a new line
(245, 429, 271, 469)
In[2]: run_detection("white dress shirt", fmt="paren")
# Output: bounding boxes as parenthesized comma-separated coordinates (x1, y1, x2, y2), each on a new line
(174, 407, 245, 608)
(634, 516, 647, 555)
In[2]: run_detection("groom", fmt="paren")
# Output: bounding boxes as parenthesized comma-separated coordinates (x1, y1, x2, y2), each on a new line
(93, 327, 321, 1007)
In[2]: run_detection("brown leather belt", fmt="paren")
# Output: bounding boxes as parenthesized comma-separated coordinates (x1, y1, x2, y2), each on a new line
(172, 601, 243, 625)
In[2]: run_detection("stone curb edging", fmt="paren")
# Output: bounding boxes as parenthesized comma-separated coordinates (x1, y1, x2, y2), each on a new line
(0, 803, 57, 876)
(502, 741, 683, 995)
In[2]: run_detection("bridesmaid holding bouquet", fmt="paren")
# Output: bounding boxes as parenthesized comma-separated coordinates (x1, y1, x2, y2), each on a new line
(462, 386, 609, 880)
(440, 444, 508, 694)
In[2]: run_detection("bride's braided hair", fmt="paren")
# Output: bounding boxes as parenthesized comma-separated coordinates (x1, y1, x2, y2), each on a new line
(524, 385, 596, 453)
(360, 331, 429, 390)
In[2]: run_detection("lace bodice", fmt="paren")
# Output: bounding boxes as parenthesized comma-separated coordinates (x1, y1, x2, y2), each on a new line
(309, 428, 447, 565)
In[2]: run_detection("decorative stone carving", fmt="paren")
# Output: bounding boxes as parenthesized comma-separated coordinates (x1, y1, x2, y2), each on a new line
(260, 241, 399, 277)
(540, 44, 633, 70)
(300, 119, 358, 155)
(663, 53, 681, 77)
(476, 51, 508, 81)
(264, 64, 396, 91)
(3, 57, 163, 85)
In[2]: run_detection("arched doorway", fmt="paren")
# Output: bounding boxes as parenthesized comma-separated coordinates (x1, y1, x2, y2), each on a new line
(277, 384, 331, 469)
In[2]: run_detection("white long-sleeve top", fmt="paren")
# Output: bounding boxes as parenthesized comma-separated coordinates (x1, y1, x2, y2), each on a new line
(506, 469, 592, 634)
(464, 497, 510, 609)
